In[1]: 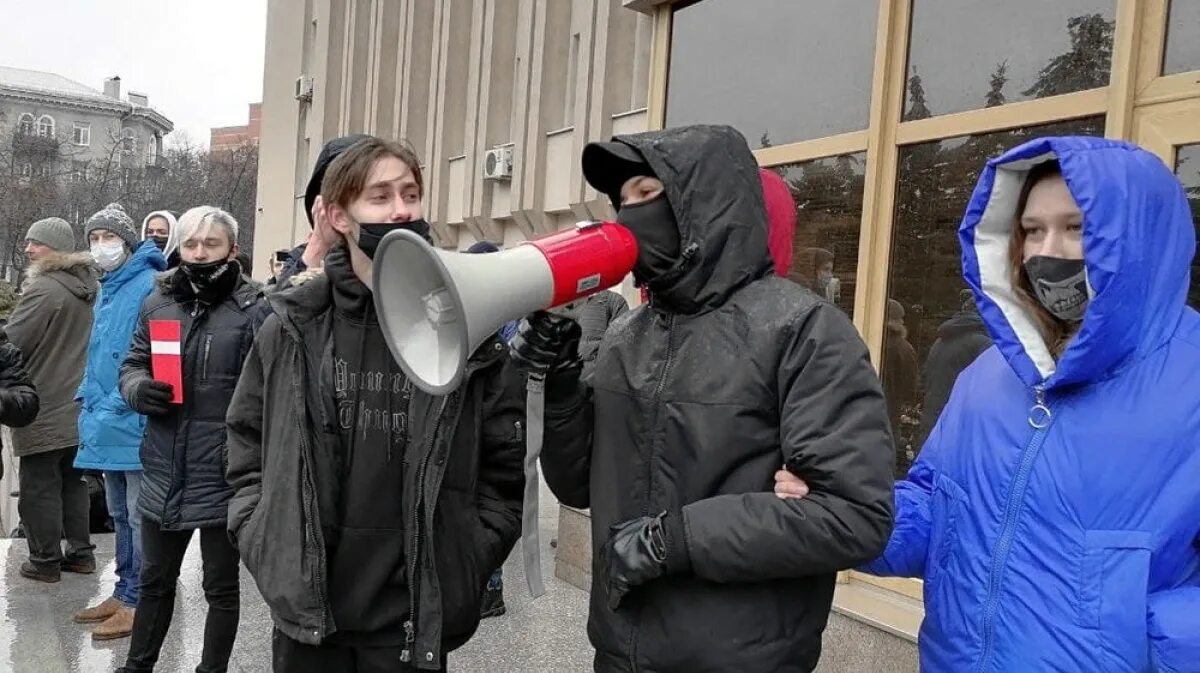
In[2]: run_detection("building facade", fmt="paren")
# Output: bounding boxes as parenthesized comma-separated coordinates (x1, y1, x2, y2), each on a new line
(0, 67, 173, 181)
(254, 0, 653, 273)
(256, 1, 1200, 668)
(211, 102, 263, 152)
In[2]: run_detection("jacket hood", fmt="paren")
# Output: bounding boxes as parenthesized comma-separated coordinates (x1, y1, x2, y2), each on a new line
(102, 239, 168, 290)
(760, 169, 797, 278)
(614, 125, 773, 314)
(959, 136, 1195, 389)
(25, 251, 98, 301)
(141, 210, 180, 258)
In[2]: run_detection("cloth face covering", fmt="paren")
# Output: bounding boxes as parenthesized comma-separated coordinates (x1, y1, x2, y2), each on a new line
(1023, 256, 1089, 321)
(357, 219, 432, 259)
(615, 195, 680, 285)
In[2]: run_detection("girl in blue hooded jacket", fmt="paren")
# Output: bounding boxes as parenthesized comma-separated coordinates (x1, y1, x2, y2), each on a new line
(776, 136, 1200, 672)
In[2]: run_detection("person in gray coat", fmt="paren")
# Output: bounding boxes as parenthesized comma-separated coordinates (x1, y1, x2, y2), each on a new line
(7, 217, 99, 583)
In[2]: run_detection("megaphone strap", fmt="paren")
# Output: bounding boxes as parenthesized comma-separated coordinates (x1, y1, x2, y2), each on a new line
(522, 377, 547, 599)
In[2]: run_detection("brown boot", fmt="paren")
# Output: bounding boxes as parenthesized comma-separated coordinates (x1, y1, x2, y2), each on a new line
(74, 597, 122, 624)
(91, 607, 135, 641)
(19, 562, 61, 584)
(62, 560, 96, 574)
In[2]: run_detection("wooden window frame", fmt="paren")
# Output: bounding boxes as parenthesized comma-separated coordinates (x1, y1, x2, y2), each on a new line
(644, 0, 1200, 634)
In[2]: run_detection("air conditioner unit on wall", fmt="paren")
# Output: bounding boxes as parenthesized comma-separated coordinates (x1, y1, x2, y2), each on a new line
(295, 75, 314, 103)
(483, 147, 513, 181)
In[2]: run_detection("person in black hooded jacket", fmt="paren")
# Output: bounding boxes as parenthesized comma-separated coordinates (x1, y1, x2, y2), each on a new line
(510, 125, 894, 672)
(915, 289, 992, 450)
(225, 136, 524, 672)
(116, 206, 268, 673)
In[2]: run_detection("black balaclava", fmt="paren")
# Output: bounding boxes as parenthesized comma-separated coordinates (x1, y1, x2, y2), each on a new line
(149, 236, 169, 252)
(616, 194, 681, 286)
(357, 219, 432, 259)
(1024, 256, 1089, 322)
(179, 259, 241, 305)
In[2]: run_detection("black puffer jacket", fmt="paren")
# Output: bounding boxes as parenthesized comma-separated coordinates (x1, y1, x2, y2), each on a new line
(224, 253, 525, 666)
(120, 270, 267, 529)
(541, 125, 895, 672)
(0, 330, 40, 478)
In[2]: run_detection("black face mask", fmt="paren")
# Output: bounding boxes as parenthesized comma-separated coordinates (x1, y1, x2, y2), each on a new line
(357, 219, 432, 259)
(616, 195, 680, 285)
(1023, 256, 1089, 322)
(149, 236, 169, 252)
(179, 259, 240, 304)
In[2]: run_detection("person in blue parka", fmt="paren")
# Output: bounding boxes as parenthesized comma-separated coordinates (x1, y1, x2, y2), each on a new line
(73, 203, 167, 641)
(776, 136, 1200, 672)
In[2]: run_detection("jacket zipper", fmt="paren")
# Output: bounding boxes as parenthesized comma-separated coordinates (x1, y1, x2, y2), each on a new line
(974, 385, 1055, 672)
(629, 314, 677, 673)
(201, 334, 213, 381)
(402, 394, 454, 664)
(287, 340, 329, 642)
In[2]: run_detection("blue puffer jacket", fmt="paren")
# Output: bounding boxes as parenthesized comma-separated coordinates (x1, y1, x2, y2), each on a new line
(863, 137, 1200, 673)
(76, 241, 167, 471)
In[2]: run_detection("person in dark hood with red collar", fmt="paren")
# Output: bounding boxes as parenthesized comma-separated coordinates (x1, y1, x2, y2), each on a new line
(509, 125, 894, 672)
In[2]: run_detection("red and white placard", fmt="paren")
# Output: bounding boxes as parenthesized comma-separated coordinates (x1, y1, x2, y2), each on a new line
(148, 320, 184, 404)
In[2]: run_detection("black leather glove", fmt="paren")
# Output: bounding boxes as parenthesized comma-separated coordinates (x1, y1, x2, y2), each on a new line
(508, 310, 582, 376)
(600, 511, 690, 610)
(132, 379, 174, 416)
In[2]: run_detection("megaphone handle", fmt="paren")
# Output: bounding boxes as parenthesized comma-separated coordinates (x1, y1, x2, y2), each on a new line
(521, 375, 547, 599)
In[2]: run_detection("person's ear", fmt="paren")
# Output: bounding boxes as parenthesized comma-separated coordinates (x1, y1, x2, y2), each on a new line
(228, 244, 240, 261)
(327, 202, 356, 237)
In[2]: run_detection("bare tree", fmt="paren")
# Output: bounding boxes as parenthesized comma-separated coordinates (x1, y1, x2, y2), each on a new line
(0, 124, 259, 283)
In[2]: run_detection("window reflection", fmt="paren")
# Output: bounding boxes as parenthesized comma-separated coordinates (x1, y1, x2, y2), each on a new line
(1163, 0, 1200, 76)
(1175, 145, 1200, 309)
(904, 0, 1115, 119)
(768, 153, 866, 316)
(882, 117, 1105, 477)
(667, 0, 876, 146)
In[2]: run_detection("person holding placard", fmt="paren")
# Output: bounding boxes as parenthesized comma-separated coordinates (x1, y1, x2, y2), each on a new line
(116, 206, 266, 673)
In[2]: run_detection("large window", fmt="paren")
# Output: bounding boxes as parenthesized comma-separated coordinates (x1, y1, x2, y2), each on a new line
(768, 153, 866, 316)
(16, 113, 34, 136)
(904, 0, 1115, 119)
(666, 0, 877, 148)
(1163, 0, 1200, 76)
(882, 116, 1105, 477)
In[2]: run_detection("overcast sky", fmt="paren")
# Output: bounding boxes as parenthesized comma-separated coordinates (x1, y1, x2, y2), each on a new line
(0, 0, 267, 148)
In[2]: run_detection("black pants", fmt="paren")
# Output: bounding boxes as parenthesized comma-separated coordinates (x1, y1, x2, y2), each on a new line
(122, 519, 241, 673)
(17, 446, 93, 568)
(271, 630, 444, 673)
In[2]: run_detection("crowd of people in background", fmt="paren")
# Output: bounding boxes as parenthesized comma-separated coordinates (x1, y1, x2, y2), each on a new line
(0, 126, 1195, 673)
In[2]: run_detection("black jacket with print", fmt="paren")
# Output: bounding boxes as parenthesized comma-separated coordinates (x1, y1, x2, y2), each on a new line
(225, 246, 525, 667)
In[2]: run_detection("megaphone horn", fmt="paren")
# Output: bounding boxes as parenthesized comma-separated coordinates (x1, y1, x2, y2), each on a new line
(372, 221, 637, 395)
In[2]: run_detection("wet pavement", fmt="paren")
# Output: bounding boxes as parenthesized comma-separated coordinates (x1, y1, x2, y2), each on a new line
(0, 480, 593, 672)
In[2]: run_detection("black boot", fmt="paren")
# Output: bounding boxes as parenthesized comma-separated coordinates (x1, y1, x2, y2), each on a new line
(480, 583, 506, 619)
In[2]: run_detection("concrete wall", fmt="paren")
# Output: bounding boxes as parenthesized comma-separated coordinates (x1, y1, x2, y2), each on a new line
(254, 0, 653, 287)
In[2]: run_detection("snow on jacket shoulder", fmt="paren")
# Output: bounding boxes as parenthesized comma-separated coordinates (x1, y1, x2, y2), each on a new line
(76, 241, 167, 471)
(862, 137, 1200, 673)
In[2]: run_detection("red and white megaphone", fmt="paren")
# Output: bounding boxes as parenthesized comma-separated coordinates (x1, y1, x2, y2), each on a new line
(372, 221, 637, 395)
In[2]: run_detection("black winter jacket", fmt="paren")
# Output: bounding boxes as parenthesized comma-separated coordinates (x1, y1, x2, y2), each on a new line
(0, 330, 40, 478)
(541, 125, 895, 672)
(224, 255, 525, 667)
(120, 271, 268, 529)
